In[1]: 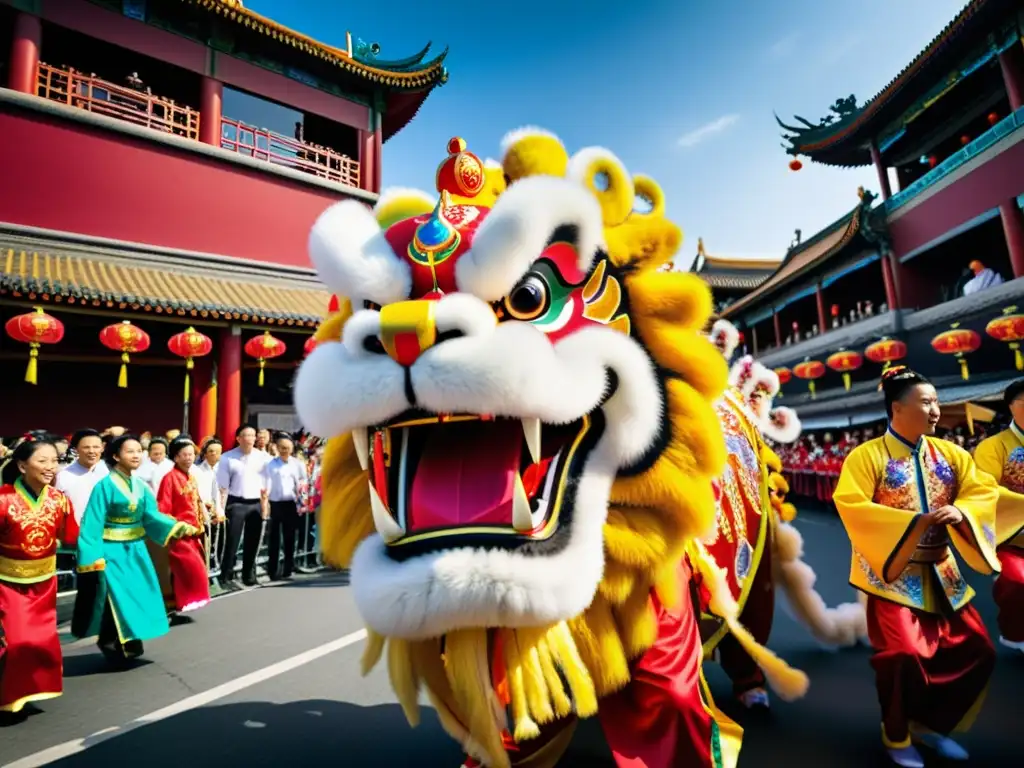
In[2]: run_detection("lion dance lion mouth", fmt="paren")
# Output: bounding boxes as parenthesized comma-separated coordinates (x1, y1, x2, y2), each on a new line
(295, 132, 733, 767)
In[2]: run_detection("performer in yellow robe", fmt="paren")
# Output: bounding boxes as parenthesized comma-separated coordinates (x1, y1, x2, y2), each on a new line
(833, 366, 999, 768)
(973, 378, 1024, 652)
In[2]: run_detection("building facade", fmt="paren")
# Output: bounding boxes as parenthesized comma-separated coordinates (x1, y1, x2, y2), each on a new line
(0, 0, 447, 437)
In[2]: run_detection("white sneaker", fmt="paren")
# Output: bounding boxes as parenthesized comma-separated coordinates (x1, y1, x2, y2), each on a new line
(886, 745, 924, 767)
(912, 730, 969, 760)
(738, 688, 770, 708)
(999, 635, 1024, 652)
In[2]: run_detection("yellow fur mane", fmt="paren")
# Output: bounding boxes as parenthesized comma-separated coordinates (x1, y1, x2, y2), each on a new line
(312, 133, 728, 767)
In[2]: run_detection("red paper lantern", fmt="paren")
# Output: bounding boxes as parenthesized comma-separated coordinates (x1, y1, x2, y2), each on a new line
(788, 158, 803, 172)
(793, 358, 826, 398)
(988, 111, 1000, 126)
(927, 155, 938, 168)
(931, 324, 981, 381)
(864, 337, 907, 371)
(168, 326, 213, 405)
(959, 134, 971, 146)
(830, 304, 840, 318)
(985, 305, 1024, 371)
(826, 349, 864, 392)
(774, 367, 792, 387)
(4, 306, 64, 384)
(244, 331, 286, 387)
(304, 335, 319, 357)
(99, 320, 151, 388)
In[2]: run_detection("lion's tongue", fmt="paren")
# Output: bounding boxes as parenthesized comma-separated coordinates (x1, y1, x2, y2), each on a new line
(408, 420, 522, 531)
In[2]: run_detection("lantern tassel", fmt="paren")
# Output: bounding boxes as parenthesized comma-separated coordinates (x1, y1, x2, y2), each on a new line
(842, 373, 851, 391)
(882, 360, 892, 372)
(958, 356, 969, 381)
(118, 352, 130, 388)
(25, 343, 39, 385)
(1013, 343, 1022, 371)
(258, 358, 266, 387)
(184, 372, 191, 405)
(808, 381, 816, 399)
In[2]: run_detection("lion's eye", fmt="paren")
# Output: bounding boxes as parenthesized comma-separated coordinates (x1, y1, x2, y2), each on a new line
(504, 274, 549, 321)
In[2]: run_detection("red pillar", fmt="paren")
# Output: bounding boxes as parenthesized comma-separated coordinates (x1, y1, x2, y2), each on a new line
(869, 143, 892, 200)
(880, 251, 899, 309)
(8, 13, 42, 95)
(772, 311, 782, 346)
(374, 118, 383, 194)
(199, 76, 223, 147)
(217, 327, 242, 442)
(1000, 200, 1024, 279)
(190, 357, 217, 441)
(999, 46, 1024, 112)
(751, 325, 759, 356)
(815, 284, 827, 334)
(358, 128, 375, 193)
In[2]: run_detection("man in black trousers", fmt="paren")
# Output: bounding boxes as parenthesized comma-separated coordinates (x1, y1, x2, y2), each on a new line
(215, 424, 269, 588)
(264, 432, 309, 579)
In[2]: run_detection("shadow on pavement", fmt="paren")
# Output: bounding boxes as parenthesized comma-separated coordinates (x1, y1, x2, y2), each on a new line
(62, 653, 153, 678)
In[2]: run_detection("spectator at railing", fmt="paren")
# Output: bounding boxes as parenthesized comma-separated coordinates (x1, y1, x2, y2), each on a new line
(137, 436, 173, 495)
(55, 429, 109, 525)
(263, 432, 309, 581)
(193, 437, 224, 525)
(216, 425, 270, 589)
(963, 259, 1005, 296)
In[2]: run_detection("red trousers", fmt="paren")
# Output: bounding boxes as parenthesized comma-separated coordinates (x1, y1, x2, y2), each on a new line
(994, 545, 1024, 643)
(0, 578, 63, 713)
(717, 535, 773, 695)
(866, 595, 994, 747)
(597, 559, 725, 768)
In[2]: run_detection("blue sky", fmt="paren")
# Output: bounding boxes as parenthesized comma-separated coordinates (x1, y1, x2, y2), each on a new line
(248, 0, 968, 269)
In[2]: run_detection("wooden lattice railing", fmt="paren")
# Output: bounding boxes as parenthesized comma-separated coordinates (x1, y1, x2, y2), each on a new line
(36, 62, 201, 140)
(221, 117, 361, 188)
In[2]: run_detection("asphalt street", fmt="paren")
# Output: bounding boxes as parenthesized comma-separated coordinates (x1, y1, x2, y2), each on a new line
(0, 505, 1018, 767)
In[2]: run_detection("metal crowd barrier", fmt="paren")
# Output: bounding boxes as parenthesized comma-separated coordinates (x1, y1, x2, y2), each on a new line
(56, 511, 325, 600)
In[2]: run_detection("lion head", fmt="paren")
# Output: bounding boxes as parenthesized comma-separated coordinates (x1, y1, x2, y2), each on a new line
(296, 131, 727, 766)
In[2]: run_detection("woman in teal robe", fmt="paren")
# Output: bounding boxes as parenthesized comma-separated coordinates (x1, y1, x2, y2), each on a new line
(71, 434, 196, 662)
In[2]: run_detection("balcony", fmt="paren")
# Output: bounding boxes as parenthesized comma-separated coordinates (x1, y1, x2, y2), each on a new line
(33, 61, 361, 190)
(885, 106, 1024, 214)
(754, 310, 906, 369)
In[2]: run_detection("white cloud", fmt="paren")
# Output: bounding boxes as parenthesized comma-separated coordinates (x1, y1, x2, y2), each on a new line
(770, 32, 800, 58)
(677, 114, 740, 149)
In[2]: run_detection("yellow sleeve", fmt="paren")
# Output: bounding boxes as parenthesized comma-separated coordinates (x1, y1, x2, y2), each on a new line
(833, 446, 930, 584)
(972, 436, 1024, 545)
(973, 436, 1005, 482)
(943, 444, 1000, 573)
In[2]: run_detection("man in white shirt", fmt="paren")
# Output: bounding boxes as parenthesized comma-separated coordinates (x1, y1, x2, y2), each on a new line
(215, 424, 270, 588)
(262, 433, 308, 580)
(136, 437, 174, 495)
(55, 429, 109, 523)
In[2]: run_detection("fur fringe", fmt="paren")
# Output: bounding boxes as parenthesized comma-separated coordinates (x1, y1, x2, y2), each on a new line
(772, 523, 867, 647)
(709, 319, 740, 361)
(689, 542, 809, 701)
(763, 406, 802, 445)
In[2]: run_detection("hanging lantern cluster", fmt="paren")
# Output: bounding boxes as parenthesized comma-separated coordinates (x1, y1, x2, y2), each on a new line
(864, 337, 907, 371)
(793, 358, 825, 398)
(245, 331, 286, 386)
(4, 307, 64, 384)
(985, 305, 1024, 371)
(99, 320, 151, 388)
(930, 323, 981, 381)
(168, 327, 214, 405)
(826, 349, 864, 392)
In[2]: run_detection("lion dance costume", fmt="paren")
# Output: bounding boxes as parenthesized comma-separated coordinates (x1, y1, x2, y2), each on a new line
(296, 131, 809, 767)
(697, 320, 866, 708)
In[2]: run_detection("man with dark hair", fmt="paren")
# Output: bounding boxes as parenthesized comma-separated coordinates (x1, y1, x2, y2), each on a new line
(215, 424, 269, 588)
(55, 429, 108, 524)
(262, 432, 308, 580)
(973, 378, 1024, 654)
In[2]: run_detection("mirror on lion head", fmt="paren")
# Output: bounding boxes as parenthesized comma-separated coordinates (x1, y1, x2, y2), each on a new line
(294, 132, 711, 644)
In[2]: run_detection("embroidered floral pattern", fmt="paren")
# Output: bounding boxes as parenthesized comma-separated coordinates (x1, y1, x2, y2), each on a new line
(855, 550, 924, 605)
(1004, 447, 1024, 494)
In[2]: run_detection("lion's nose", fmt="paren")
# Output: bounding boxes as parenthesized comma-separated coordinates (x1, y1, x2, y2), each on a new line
(378, 300, 439, 367)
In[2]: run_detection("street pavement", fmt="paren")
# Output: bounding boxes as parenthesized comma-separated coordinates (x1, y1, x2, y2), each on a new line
(0, 505, 1018, 767)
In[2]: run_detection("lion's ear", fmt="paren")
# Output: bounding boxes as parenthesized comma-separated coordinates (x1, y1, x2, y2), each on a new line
(500, 127, 569, 182)
(313, 299, 352, 345)
(373, 187, 435, 229)
(632, 175, 665, 219)
(566, 147, 634, 228)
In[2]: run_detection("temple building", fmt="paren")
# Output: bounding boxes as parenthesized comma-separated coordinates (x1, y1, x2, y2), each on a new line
(689, 238, 781, 317)
(0, 0, 447, 437)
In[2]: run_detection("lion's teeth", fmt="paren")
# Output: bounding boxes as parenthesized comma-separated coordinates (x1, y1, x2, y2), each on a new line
(522, 418, 542, 464)
(513, 473, 534, 532)
(369, 483, 404, 543)
(352, 428, 369, 471)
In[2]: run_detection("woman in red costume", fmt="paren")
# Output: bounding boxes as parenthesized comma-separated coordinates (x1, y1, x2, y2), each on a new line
(156, 437, 210, 615)
(0, 437, 79, 719)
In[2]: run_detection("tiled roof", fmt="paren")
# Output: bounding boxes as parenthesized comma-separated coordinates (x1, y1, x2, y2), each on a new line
(699, 270, 773, 290)
(0, 248, 329, 327)
(181, 0, 448, 90)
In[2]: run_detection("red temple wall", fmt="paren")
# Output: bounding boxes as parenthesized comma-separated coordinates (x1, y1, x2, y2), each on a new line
(41, 0, 369, 130)
(888, 138, 1024, 257)
(0, 360, 182, 437)
(0, 106, 358, 268)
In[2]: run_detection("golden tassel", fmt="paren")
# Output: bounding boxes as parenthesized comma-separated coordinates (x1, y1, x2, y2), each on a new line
(1013, 343, 1022, 371)
(258, 358, 266, 387)
(958, 355, 969, 381)
(25, 343, 39, 385)
(842, 372, 851, 391)
(882, 360, 892, 372)
(184, 372, 191, 404)
(184, 356, 194, 404)
(118, 352, 130, 388)
(808, 380, 816, 399)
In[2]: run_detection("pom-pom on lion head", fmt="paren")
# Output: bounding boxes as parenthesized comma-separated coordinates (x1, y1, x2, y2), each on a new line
(297, 130, 726, 766)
